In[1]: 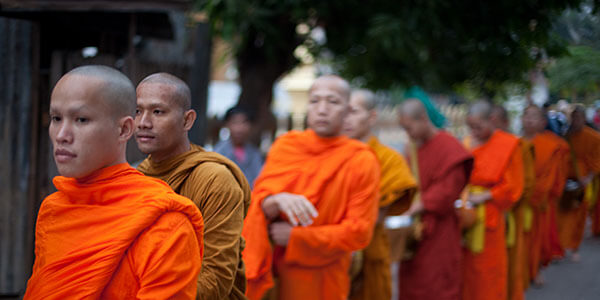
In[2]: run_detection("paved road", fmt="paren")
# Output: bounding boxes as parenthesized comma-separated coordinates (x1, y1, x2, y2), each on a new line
(527, 228, 600, 300)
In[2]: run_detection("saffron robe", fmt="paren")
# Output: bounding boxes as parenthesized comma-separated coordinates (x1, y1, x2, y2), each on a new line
(243, 129, 380, 300)
(508, 139, 536, 300)
(529, 131, 569, 282)
(350, 136, 417, 300)
(400, 131, 473, 300)
(462, 130, 524, 300)
(24, 163, 204, 300)
(138, 144, 251, 300)
(558, 126, 600, 249)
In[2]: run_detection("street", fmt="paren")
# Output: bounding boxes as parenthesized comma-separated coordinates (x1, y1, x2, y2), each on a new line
(527, 226, 600, 300)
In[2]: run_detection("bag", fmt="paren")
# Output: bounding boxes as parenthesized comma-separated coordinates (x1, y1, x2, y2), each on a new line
(559, 179, 584, 210)
(385, 215, 423, 262)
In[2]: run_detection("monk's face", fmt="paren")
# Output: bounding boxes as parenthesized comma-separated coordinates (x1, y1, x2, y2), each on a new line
(343, 94, 375, 140)
(522, 106, 546, 136)
(466, 115, 494, 141)
(307, 79, 349, 137)
(135, 82, 190, 160)
(399, 113, 428, 141)
(49, 75, 125, 179)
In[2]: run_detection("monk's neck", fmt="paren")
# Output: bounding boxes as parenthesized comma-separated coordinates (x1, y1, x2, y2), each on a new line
(151, 140, 191, 163)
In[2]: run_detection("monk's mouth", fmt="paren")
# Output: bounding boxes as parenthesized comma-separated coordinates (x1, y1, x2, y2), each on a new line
(55, 149, 76, 163)
(136, 135, 155, 143)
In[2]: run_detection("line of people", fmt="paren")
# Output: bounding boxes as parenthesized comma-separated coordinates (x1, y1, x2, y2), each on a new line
(23, 65, 600, 300)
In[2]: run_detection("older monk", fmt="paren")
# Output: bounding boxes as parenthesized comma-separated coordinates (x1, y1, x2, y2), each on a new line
(24, 66, 204, 299)
(343, 89, 417, 300)
(242, 75, 380, 300)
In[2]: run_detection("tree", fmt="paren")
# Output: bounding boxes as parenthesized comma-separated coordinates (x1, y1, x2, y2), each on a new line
(197, 0, 597, 132)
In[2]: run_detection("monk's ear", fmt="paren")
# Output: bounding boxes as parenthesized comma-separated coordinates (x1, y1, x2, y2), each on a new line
(118, 116, 135, 142)
(183, 109, 197, 131)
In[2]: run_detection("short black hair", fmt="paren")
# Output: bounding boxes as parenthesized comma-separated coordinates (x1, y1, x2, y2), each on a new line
(224, 106, 255, 123)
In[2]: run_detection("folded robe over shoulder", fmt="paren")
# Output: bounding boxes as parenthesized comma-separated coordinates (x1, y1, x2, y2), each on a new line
(242, 129, 380, 300)
(24, 163, 204, 300)
(463, 130, 524, 300)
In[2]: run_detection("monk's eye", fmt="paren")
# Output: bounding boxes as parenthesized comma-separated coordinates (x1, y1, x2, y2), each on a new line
(153, 109, 164, 115)
(309, 99, 318, 104)
(75, 117, 89, 123)
(135, 108, 141, 115)
(50, 115, 61, 123)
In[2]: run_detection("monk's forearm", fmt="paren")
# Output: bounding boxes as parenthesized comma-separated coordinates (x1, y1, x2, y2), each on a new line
(262, 195, 280, 220)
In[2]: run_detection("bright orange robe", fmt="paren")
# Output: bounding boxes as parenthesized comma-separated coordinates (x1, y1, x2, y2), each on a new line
(242, 129, 380, 300)
(559, 126, 600, 249)
(508, 139, 536, 300)
(350, 136, 417, 300)
(528, 131, 569, 283)
(24, 163, 204, 299)
(463, 130, 524, 300)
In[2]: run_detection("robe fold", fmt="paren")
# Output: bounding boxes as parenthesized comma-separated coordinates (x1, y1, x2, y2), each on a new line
(462, 130, 524, 300)
(559, 126, 600, 250)
(400, 131, 473, 300)
(24, 163, 204, 300)
(242, 129, 380, 300)
(508, 139, 536, 300)
(527, 131, 569, 284)
(138, 144, 251, 300)
(350, 136, 417, 300)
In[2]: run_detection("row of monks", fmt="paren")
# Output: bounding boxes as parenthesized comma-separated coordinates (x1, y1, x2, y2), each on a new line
(22, 65, 600, 300)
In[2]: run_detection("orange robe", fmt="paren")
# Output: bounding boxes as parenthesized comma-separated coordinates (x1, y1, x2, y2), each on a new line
(400, 131, 473, 300)
(350, 136, 417, 300)
(508, 139, 536, 300)
(138, 144, 251, 300)
(24, 163, 204, 300)
(558, 126, 600, 249)
(463, 130, 524, 300)
(242, 129, 380, 300)
(528, 131, 569, 283)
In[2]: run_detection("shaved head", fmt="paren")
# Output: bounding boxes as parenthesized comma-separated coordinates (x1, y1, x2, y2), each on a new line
(398, 99, 437, 145)
(64, 65, 136, 118)
(309, 75, 351, 102)
(468, 101, 493, 119)
(399, 98, 428, 119)
(522, 104, 547, 138)
(467, 100, 495, 142)
(138, 73, 191, 111)
(351, 89, 376, 111)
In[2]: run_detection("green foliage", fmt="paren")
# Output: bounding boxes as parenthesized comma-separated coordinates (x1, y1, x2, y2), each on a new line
(197, 0, 597, 97)
(547, 45, 600, 101)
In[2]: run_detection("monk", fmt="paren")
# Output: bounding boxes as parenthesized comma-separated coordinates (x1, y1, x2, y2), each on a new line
(342, 89, 417, 300)
(490, 105, 536, 298)
(398, 99, 473, 300)
(242, 75, 380, 300)
(24, 65, 204, 299)
(135, 73, 251, 300)
(558, 105, 600, 260)
(462, 101, 524, 300)
(522, 105, 569, 287)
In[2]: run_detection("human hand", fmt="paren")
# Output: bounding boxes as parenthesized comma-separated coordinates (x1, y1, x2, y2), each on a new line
(263, 192, 318, 226)
(402, 198, 424, 216)
(269, 222, 293, 246)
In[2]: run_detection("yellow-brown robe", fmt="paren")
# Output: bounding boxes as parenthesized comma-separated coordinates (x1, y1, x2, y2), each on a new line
(138, 144, 251, 300)
(350, 136, 417, 300)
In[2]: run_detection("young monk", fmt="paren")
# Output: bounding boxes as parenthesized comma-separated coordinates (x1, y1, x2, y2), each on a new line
(522, 105, 569, 286)
(135, 73, 251, 300)
(24, 66, 204, 299)
(242, 75, 381, 300)
(490, 105, 536, 298)
(398, 99, 473, 300)
(343, 89, 417, 300)
(462, 101, 524, 300)
(557, 105, 600, 260)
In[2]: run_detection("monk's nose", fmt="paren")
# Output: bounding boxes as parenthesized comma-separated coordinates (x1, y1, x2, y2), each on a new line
(136, 112, 152, 129)
(54, 122, 73, 144)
